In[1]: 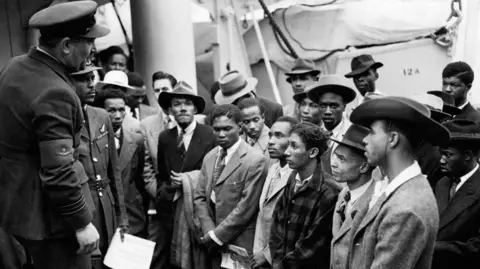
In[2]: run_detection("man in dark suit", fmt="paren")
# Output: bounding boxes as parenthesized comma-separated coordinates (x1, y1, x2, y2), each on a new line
(0, 2, 108, 268)
(442, 61, 480, 126)
(214, 70, 283, 128)
(434, 119, 480, 269)
(95, 89, 147, 238)
(194, 104, 269, 269)
(155, 82, 217, 269)
(71, 67, 129, 266)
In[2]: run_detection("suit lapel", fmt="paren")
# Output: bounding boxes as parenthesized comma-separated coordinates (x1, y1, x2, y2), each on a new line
(264, 167, 290, 204)
(435, 176, 451, 215)
(182, 125, 205, 172)
(86, 106, 100, 141)
(353, 192, 387, 237)
(439, 169, 480, 230)
(119, 130, 137, 172)
(215, 140, 247, 186)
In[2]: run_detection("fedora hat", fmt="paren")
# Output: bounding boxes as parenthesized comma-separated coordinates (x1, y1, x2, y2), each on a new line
(215, 71, 258, 105)
(331, 124, 370, 152)
(127, 72, 147, 97)
(351, 96, 450, 146)
(95, 70, 134, 93)
(443, 119, 480, 143)
(427, 90, 462, 116)
(71, 64, 101, 76)
(285, 58, 321, 82)
(306, 75, 357, 105)
(345, 54, 384, 78)
(159, 81, 205, 114)
(412, 93, 453, 123)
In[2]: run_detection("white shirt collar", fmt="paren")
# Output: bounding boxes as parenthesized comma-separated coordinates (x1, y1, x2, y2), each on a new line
(295, 173, 313, 185)
(177, 120, 196, 135)
(458, 101, 470, 110)
(271, 161, 292, 177)
(457, 164, 479, 191)
(384, 161, 422, 197)
(331, 117, 352, 139)
(219, 139, 242, 165)
(36, 47, 61, 63)
(349, 180, 373, 204)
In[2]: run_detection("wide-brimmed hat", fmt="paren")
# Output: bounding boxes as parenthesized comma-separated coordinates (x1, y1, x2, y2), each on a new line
(215, 71, 258, 105)
(306, 75, 357, 105)
(331, 124, 370, 152)
(350, 96, 450, 146)
(412, 93, 453, 123)
(29, 1, 110, 39)
(70, 65, 102, 76)
(127, 72, 146, 97)
(443, 119, 480, 143)
(427, 90, 462, 116)
(345, 54, 384, 78)
(95, 70, 134, 93)
(285, 59, 321, 83)
(159, 81, 205, 114)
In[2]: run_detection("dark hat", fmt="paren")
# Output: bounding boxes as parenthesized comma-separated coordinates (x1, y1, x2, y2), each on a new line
(70, 64, 101, 76)
(29, 1, 110, 39)
(345, 54, 384, 78)
(159, 81, 205, 114)
(127, 72, 146, 96)
(427, 90, 462, 116)
(285, 59, 321, 82)
(331, 124, 370, 152)
(443, 119, 480, 143)
(350, 96, 450, 146)
(306, 75, 357, 105)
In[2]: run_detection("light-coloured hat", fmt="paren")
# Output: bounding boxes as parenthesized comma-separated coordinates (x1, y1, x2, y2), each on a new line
(412, 93, 452, 123)
(71, 64, 101, 76)
(95, 70, 134, 93)
(215, 71, 258, 105)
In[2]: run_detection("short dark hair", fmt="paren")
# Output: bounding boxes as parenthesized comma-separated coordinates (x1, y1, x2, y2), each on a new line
(237, 98, 265, 114)
(291, 122, 329, 158)
(93, 88, 127, 108)
(211, 104, 242, 125)
(275, 116, 298, 128)
(152, 71, 178, 88)
(442, 61, 474, 85)
(99, 45, 128, 64)
(384, 120, 421, 150)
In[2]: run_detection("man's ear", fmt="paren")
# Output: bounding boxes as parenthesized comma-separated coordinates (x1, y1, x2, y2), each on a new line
(59, 37, 71, 55)
(309, 147, 320, 159)
(467, 83, 473, 91)
(388, 131, 400, 149)
(359, 161, 372, 174)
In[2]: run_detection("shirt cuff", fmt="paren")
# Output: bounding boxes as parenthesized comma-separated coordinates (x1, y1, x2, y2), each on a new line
(208, 230, 224, 246)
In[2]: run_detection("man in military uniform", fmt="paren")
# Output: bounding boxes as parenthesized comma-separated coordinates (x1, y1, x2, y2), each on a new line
(71, 65, 129, 265)
(0, 1, 109, 269)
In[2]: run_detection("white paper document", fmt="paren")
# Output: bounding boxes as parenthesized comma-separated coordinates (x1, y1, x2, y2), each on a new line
(220, 245, 250, 269)
(103, 228, 156, 269)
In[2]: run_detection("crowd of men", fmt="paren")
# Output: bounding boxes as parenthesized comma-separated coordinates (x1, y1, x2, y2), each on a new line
(0, 1, 479, 269)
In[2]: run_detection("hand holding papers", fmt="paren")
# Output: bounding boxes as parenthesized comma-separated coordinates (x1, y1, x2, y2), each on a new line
(103, 229, 156, 269)
(221, 245, 250, 269)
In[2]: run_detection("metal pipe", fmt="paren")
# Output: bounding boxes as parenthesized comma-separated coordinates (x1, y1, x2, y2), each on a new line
(248, 5, 282, 105)
(257, 0, 298, 59)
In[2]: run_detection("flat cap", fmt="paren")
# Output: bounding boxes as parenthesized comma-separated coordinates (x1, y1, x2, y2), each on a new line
(29, 1, 109, 39)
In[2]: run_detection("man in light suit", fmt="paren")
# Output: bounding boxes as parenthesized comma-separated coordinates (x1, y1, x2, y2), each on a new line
(329, 124, 375, 269)
(433, 119, 480, 269)
(348, 96, 451, 269)
(238, 98, 271, 157)
(194, 104, 269, 269)
(251, 116, 298, 269)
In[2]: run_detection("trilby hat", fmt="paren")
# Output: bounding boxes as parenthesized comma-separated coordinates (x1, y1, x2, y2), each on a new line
(345, 54, 383, 78)
(427, 90, 462, 116)
(350, 96, 450, 146)
(215, 71, 258, 105)
(442, 119, 480, 143)
(412, 93, 453, 123)
(285, 58, 321, 83)
(331, 124, 370, 152)
(71, 64, 102, 76)
(159, 81, 206, 114)
(95, 70, 134, 94)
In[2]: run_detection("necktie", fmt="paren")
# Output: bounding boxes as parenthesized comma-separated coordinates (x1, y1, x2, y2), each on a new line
(177, 129, 186, 159)
(213, 149, 228, 185)
(449, 177, 461, 201)
(249, 138, 256, 147)
(114, 130, 121, 153)
(336, 191, 351, 223)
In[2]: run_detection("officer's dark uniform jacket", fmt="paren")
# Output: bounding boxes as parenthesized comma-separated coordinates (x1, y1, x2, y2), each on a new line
(0, 48, 94, 240)
(79, 105, 128, 252)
